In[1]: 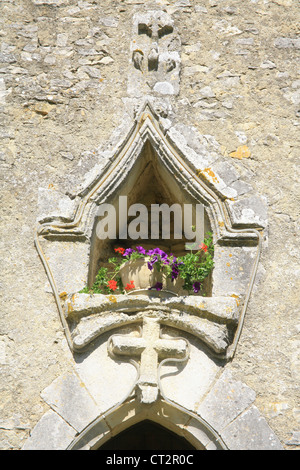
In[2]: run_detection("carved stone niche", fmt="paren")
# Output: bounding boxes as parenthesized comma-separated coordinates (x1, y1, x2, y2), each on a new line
(87, 138, 212, 297)
(128, 10, 181, 97)
(35, 101, 265, 369)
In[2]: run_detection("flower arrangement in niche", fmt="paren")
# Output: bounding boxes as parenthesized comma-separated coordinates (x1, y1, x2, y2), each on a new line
(80, 233, 214, 296)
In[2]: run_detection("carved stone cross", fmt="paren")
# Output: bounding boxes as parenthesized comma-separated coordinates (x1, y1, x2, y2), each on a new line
(138, 11, 174, 41)
(129, 10, 181, 96)
(132, 11, 175, 73)
(110, 316, 189, 404)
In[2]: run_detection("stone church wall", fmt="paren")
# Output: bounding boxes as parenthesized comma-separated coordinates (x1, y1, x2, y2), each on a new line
(0, 0, 299, 449)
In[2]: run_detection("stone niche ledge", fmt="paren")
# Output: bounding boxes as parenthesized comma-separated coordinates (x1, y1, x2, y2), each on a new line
(64, 294, 240, 355)
(65, 293, 240, 323)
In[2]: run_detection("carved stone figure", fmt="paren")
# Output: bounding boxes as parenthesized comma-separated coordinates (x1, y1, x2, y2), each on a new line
(148, 42, 159, 71)
(132, 49, 144, 71)
(128, 10, 181, 96)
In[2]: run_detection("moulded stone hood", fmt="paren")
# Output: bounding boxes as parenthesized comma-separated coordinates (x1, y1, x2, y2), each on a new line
(65, 293, 240, 355)
(35, 100, 265, 360)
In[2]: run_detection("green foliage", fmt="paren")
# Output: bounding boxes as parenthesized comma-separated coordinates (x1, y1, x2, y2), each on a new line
(124, 251, 144, 262)
(79, 233, 214, 296)
(79, 266, 123, 295)
(177, 232, 214, 293)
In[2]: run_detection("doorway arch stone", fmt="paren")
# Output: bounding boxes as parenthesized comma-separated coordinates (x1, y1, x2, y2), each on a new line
(66, 397, 225, 450)
(22, 368, 283, 450)
(98, 420, 197, 450)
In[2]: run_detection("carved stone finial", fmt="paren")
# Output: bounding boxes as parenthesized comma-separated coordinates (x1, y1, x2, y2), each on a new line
(128, 10, 181, 96)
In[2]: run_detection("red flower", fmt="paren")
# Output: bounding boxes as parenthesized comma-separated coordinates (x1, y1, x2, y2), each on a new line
(108, 279, 118, 291)
(114, 247, 125, 255)
(199, 243, 208, 253)
(125, 280, 135, 291)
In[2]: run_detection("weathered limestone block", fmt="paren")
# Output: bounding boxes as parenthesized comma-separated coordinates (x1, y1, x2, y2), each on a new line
(22, 410, 76, 450)
(230, 179, 253, 197)
(0, 78, 8, 106)
(210, 160, 240, 187)
(166, 126, 250, 200)
(212, 245, 258, 297)
(73, 330, 138, 413)
(274, 38, 300, 49)
(42, 241, 90, 294)
(226, 196, 268, 229)
(160, 337, 221, 412)
(166, 126, 217, 172)
(41, 373, 101, 432)
(221, 406, 284, 450)
(37, 188, 78, 224)
(0, 338, 6, 365)
(196, 369, 256, 433)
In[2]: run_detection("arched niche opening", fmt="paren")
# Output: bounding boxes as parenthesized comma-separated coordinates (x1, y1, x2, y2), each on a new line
(88, 140, 213, 296)
(97, 420, 198, 451)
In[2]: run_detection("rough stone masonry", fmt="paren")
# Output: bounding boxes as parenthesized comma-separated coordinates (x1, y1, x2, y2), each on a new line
(0, 0, 299, 450)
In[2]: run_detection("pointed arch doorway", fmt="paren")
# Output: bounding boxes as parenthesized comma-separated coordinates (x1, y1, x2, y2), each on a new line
(98, 420, 197, 451)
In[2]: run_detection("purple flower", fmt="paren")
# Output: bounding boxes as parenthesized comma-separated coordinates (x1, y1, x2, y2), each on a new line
(123, 248, 134, 257)
(148, 248, 167, 258)
(147, 256, 158, 271)
(193, 282, 201, 293)
(136, 246, 146, 255)
(154, 248, 164, 256)
(149, 282, 163, 291)
(147, 261, 154, 271)
(169, 260, 184, 282)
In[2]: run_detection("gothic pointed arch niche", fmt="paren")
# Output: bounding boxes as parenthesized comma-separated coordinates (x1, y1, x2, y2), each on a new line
(35, 100, 263, 361)
(87, 137, 213, 295)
